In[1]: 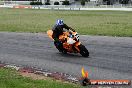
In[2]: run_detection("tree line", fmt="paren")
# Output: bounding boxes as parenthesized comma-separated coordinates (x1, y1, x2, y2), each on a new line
(30, 0, 132, 5)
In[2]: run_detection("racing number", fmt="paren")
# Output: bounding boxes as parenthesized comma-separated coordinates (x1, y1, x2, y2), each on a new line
(75, 33, 79, 41)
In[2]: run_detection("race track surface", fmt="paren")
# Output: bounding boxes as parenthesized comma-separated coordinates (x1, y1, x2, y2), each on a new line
(0, 32, 132, 80)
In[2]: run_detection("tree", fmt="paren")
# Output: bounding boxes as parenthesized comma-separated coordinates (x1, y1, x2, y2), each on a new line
(54, 1, 59, 5)
(81, 0, 85, 6)
(62, 0, 70, 5)
(85, 0, 90, 2)
(30, 2, 42, 5)
(103, 0, 112, 5)
(45, 2, 50, 5)
(120, 0, 129, 4)
(45, 0, 50, 5)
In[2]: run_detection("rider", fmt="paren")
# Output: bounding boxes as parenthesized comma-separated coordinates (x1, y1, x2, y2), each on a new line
(52, 19, 75, 52)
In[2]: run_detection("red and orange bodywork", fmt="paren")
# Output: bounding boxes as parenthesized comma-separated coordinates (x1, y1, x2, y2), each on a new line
(47, 30, 81, 53)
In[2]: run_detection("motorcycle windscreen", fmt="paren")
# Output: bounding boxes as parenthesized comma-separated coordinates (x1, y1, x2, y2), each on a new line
(67, 38, 76, 44)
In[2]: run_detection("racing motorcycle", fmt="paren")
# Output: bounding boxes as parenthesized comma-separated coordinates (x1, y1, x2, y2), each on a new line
(47, 30, 89, 57)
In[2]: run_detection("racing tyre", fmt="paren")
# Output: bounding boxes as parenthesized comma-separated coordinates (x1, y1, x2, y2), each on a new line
(79, 44, 89, 57)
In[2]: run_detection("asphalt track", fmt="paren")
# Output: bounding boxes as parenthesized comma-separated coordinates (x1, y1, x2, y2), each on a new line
(0, 32, 132, 81)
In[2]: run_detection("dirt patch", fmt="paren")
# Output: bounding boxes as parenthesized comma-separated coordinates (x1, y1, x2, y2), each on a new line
(20, 72, 49, 80)
(19, 72, 72, 84)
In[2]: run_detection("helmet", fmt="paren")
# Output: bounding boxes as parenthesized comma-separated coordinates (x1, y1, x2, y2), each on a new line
(56, 19, 64, 26)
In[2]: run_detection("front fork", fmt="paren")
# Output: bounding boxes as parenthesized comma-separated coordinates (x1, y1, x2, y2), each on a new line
(74, 42, 81, 53)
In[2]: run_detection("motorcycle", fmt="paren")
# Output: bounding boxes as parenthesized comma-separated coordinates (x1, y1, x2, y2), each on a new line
(47, 30, 89, 57)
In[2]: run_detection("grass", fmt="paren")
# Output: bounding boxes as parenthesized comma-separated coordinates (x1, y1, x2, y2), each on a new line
(0, 8, 132, 37)
(0, 68, 83, 88)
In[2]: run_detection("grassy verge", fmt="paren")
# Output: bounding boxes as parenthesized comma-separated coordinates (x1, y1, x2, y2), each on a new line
(0, 68, 82, 88)
(0, 8, 132, 37)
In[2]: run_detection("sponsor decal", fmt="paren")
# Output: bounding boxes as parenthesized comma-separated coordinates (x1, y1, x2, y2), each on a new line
(80, 67, 131, 86)
(13, 5, 32, 9)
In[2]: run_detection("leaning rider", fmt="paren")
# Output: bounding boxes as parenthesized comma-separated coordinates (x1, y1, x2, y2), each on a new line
(52, 19, 75, 52)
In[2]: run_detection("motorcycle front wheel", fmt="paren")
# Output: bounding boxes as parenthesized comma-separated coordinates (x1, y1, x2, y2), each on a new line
(79, 44, 89, 57)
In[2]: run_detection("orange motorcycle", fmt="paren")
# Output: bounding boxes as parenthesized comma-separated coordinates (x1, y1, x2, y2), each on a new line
(47, 30, 89, 57)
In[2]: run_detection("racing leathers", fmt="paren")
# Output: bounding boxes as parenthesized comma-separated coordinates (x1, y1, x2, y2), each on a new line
(52, 24, 75, 52)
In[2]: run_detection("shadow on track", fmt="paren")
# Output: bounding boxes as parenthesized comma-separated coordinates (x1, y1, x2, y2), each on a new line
(56, 52, 89, 58)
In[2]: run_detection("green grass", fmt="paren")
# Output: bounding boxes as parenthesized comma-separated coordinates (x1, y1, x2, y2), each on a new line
(0, 8, 132, 37)
(0, 68, 82, 88)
